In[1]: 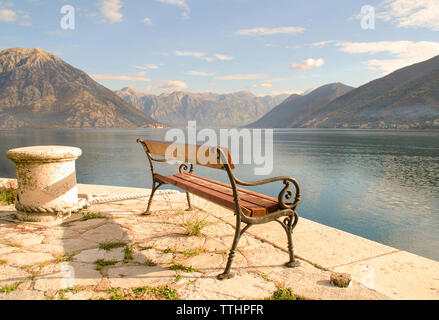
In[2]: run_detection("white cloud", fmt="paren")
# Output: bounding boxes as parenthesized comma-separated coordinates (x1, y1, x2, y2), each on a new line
(185, 71, 214, 76)
(336, 40, 439, 73)
(235, 26, 305, 36)
(272, 90, 303, 96)
(290, 58, 325, 70)
(0, 9, 16, 23)
(155, 0, 190, 18)
(98, 0, 123, 23)
(309, 40, 335, 48)
(157, 80, 188, 91)
(214, 53, 234, 61)
(174, 50, 206, 58)
(91, 72, 151, 82)
(0, 2, 31, 26)
(378, 0, 439, 31)
(252, 83, 273, 88)
(143, 17, 152, 25)
(136, 64, 159, 70)
(174, 51, 217, 62)
(214, 74, 265, 80)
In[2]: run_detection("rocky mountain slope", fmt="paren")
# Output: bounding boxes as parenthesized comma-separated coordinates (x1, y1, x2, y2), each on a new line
(0, 48, 160, 129)
(299, 55, 439, 129)
(116, 87, 288, 127)
(247, 83, 354, 128)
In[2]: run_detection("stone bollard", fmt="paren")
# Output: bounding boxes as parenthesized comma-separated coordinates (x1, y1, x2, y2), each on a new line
(6, 146, 83, 223)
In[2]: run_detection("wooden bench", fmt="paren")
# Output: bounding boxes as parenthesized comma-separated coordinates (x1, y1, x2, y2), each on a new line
(137, 139, 302, 280)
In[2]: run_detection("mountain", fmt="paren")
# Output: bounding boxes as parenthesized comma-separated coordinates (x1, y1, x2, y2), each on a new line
(299, 55, 439, 129)
(247, 83, 354, 128)
(116, 87, 289, 127)
(0, 48, 161, 129)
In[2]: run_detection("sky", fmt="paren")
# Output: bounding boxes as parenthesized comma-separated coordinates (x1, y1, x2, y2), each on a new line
(1, 0, 439, 96)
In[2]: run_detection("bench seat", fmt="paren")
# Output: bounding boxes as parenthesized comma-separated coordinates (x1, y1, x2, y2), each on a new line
(154, 173, 289, 217)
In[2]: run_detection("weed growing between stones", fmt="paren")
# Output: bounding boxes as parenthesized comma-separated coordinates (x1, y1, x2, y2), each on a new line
(123, 245, 133, 262)
(182, 214, 213, 237)
(0, 188, 17, 205)
(0, 281, 22, 294)
(99, 241, 126, 251)
(106, 286, 179, 300)
(95, 259, 118, 271)
(81, 212, 109, 221)
(168, 261, 199, 273)
(266, 288, 304, 300)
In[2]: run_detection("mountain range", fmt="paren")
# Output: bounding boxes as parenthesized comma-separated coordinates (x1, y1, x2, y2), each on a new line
(248, 55, 439, 129)
(247, 83, 354, 128)
(1, 47, 439, 130)
(115, 87, 288, 127)
(0, 48, 161, 129)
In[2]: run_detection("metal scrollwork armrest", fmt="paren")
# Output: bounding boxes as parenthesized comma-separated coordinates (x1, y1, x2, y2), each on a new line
(179, 163, 194, 174)
(234, 176, 301, 210)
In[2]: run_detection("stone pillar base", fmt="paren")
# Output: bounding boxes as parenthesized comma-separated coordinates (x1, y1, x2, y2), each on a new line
(6, 146, 82, 225)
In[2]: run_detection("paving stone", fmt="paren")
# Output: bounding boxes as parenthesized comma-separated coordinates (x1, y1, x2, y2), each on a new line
(65, 290, 108, 300)
(143, 235, 206, 253)
(133, 249, 174, 265)
(0, 290, 46, 300)
(1, 251, 54, 267)
(178, 272, 277, 300)
(33, 262, 102, 291)
(3, 233, 45, 247)
(81, 223, 129, 243)
(107, 265, 175, 288)
(179, 252, 225, 271)
(73, 247, 125, 264)
(66, 219, 108, 232)
(0, 265, 31, 287)
(46, 238, 98, 255)
(239, 242, 290, 268)
(0, 245, 19, 256)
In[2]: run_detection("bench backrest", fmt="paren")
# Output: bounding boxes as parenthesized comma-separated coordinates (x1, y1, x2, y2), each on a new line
(139, 139, 235, 170)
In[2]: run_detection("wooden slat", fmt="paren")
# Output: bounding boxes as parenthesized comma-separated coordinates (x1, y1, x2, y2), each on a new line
(188, 173, 293, 208)
(156, 174, 268, 216)
(175, 173, 279, 214)
(142, 140, 235, 170)
(155, 174, 254, 216)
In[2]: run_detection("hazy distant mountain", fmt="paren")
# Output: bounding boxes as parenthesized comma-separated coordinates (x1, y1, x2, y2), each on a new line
(0, 48, 161, 129)
(247, 83, 354, 128)
(116, 87, 289, 127)
(299, 55, 439, 129)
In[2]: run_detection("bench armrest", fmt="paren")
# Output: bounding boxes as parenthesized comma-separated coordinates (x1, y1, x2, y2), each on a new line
(234, 176, 301, 210)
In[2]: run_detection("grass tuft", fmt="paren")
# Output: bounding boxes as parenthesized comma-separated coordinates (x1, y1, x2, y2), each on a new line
(95, 259, 118, 271)
(81, 212, 109, 221)
(0, 189, 17, 206)
(99, 241, 126, 251)
(132, 286, 179, 300)
(182, 215, 212, 237)
(168, 261, 198, 273)
(0, 282, 22, 294)
(266, 288, 304, 300)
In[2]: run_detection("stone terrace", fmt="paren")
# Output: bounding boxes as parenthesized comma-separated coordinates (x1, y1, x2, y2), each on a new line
(0, 183, 437, 300)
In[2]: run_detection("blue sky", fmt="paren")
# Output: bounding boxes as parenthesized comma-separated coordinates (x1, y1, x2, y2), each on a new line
(1, 0, 439, 96)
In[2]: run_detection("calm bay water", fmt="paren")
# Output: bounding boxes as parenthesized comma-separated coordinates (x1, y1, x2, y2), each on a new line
(1, 128, 438, 261)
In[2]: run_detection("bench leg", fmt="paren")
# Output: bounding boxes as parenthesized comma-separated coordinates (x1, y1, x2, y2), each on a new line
(185, 192, 193, 211)
(143, 182, 163, 215)
(217, 221, 251, 280)
(281, 212, 300, 268)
